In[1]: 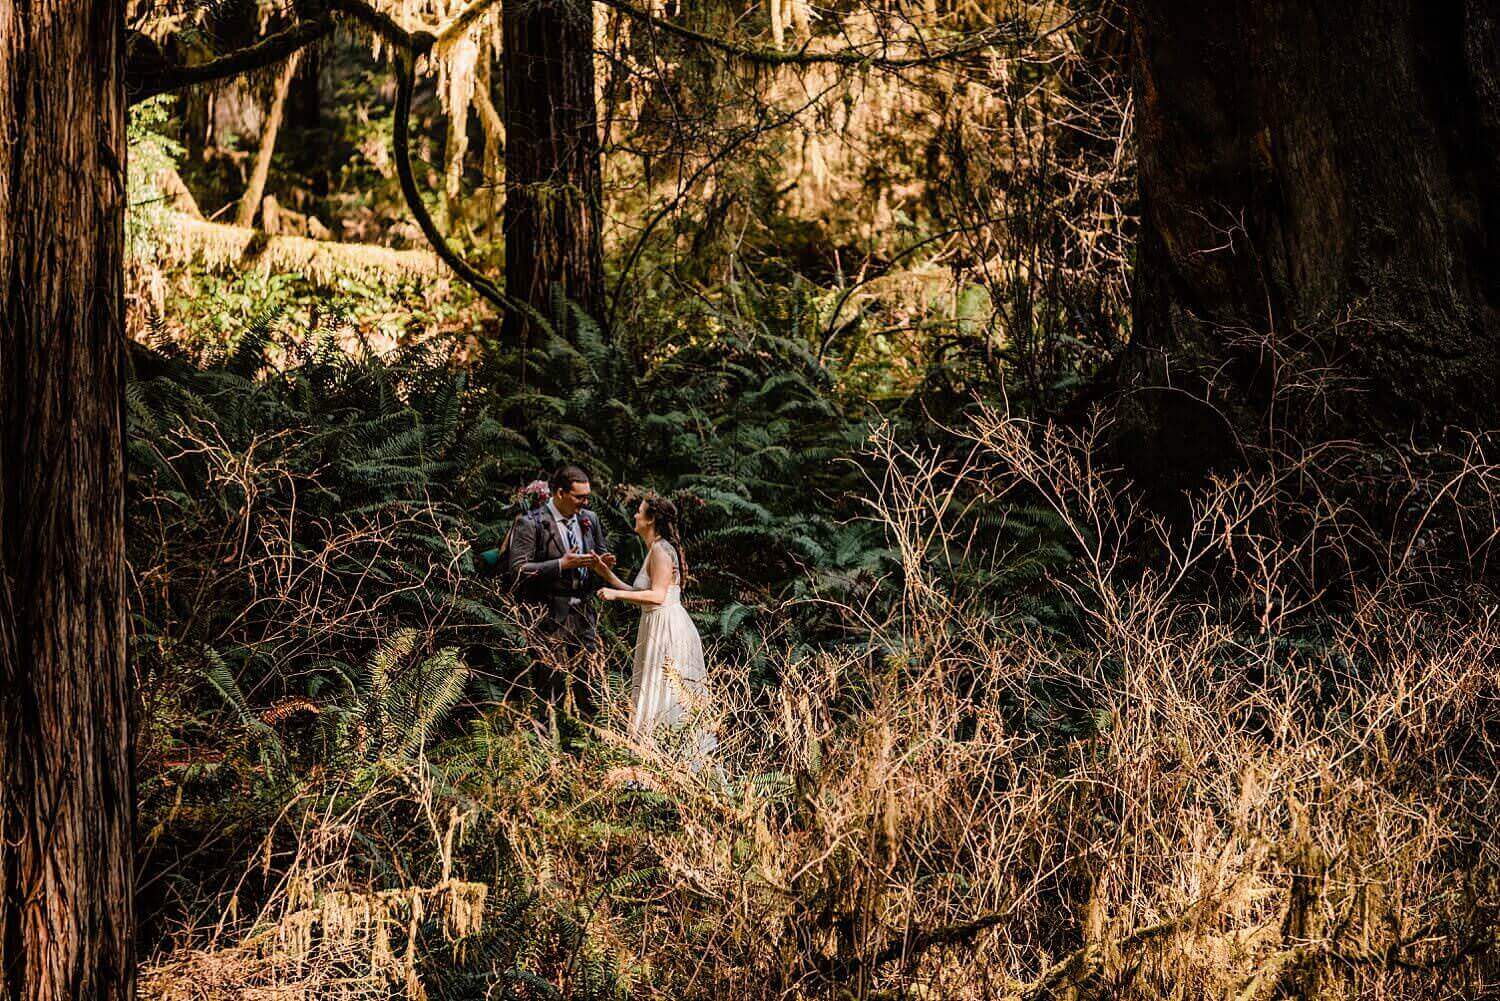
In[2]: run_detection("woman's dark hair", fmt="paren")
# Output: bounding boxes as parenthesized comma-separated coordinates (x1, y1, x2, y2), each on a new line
(550, 464, 590, 493)
(641, 493, 687, 581)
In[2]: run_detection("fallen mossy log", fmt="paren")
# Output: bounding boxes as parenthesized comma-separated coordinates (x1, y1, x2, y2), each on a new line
(155, 211, 446, 286)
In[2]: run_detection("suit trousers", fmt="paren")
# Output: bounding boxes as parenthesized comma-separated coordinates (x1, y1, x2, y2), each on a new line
(529, 598, 600, 717)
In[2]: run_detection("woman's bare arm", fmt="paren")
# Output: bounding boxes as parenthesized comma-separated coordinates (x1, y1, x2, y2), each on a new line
(601, 545, 672, 606)
(587, 552, 632, 590)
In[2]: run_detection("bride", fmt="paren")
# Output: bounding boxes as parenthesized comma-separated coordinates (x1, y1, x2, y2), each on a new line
(587, 494, 714, 767)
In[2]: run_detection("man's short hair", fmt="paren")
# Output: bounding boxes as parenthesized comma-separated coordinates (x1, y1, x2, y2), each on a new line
(551, 464, 590, 493)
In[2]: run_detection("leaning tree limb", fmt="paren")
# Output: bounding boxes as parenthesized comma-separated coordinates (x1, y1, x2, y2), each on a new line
(127, 0, 419, 107)
(235, 50, 303, 228)
(127, 15, 334, 104)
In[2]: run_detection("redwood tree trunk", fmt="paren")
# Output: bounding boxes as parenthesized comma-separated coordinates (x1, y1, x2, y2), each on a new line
(501, 0, 606, 339)
(0, 4, 134, 999)
(1125, 0, 1500, 476)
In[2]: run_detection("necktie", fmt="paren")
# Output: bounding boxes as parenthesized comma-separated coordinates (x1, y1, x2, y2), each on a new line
(565, 517, 585, 583)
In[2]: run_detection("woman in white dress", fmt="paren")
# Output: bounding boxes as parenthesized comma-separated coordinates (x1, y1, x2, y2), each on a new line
(589, 494, 714, 767)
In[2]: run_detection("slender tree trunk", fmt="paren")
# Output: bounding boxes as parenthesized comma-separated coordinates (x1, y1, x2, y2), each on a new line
(0, 2, 134, 1000)
(1124, 0, 1500, 481)
(235, 50, 302, 229)
(501, 0, 606, 339)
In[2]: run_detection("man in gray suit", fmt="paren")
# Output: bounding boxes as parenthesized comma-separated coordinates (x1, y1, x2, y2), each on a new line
(508, 464, 613, 715)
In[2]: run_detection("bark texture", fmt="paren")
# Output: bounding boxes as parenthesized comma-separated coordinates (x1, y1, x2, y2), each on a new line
(0, 2, 135, 999)
(1126, 0, 1500, 475)
(501, 0, 606, 339)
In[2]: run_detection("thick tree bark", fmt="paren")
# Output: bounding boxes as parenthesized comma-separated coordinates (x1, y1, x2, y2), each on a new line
(501, 0, 607, 339)
(1125, 0, 1500, 479)
(0, 4, 135, 1000)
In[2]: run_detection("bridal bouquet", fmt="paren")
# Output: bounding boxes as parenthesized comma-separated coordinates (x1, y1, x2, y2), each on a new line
(515, 479, 551, 511)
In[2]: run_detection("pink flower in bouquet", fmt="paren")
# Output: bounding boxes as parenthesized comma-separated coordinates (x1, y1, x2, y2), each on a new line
(517, 479, 551, 510)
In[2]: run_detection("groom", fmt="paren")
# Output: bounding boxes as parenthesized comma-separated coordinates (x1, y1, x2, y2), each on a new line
(508, 464, 613, 716)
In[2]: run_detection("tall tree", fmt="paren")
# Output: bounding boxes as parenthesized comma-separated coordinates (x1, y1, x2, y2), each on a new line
(1124, 0, 1500, 479)
(501, 0, 607, 339)
(0, 2, 135, 999)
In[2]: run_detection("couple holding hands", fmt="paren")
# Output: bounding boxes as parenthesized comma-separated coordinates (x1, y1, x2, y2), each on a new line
(505, 465, 712, 766)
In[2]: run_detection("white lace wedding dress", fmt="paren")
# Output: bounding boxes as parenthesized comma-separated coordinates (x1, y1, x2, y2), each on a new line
(628, 541, 715, 769)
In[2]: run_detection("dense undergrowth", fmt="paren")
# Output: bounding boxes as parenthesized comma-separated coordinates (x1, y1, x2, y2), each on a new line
(129, 264, 1500, 1000)
(132, 304, 1500, 997)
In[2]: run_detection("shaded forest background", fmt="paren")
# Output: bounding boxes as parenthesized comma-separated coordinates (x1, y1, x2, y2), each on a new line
(3, 0, 1499, 998)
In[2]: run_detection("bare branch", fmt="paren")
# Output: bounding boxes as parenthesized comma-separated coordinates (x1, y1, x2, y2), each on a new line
(590, 0, 1079, 69)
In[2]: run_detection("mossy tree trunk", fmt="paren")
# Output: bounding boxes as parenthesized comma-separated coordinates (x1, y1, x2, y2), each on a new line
(1124, 0, 1500, 481)
(501, 0, 606, 340)
(0, 3, 135, 999)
